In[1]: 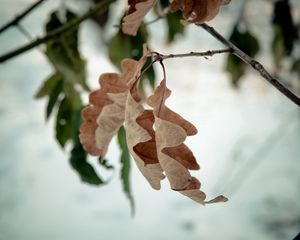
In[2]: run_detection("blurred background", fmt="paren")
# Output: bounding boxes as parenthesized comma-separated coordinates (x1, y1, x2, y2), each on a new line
(0, 0, 299, 239)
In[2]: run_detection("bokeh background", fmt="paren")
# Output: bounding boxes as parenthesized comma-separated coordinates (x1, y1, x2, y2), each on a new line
(0, 0, 299, 239)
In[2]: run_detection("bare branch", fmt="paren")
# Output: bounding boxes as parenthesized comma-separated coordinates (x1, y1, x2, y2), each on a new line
(156, 48, 232, 60)
(0, 0, 115, 63)
(198, 23, 300, 107)
(0, 0, 47, 34)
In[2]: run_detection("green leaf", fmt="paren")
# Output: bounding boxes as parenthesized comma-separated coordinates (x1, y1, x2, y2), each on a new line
(166, 11, 184, 44)
(70, 138, 105, 185)
(272, 0, 298, 56)
(291, 59, 300, 79)
(117, 126, 135, 216)
(63, 82, 82, 111)
(55, 98, 72, 147)
(291, 59, 300, 73)
(225, 26, 260, 86)
(46, 78, 63, 119)
(108, 23, 149, 69)
(108, 30, 132, 69)
(272, 25, 285, 69)
(35, 73, 62, 99)
(45, 10, 88, 90)
(225, 55, 245, 87)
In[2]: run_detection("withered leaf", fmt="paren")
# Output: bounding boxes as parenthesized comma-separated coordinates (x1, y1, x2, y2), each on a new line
(80, 73, 128, 156)
(147, 79, 227, 204)
(170, 0, 231, 24)
(124, 45, 165, 190)
(122, 0, 156, 36)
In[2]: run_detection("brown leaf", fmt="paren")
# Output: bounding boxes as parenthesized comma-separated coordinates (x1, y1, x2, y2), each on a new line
(147, 79, 227, 204)
(122, 0, 156, 36)
(124, 45, 165, 190)
(170, 0, 231, 24)
(79, 43, 152, 157)
(79, 73, 128, 157)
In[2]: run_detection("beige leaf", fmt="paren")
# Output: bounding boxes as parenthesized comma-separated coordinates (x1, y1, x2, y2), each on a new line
(170, 0, 231, 24)
(79, 73, 128, 157)
(122, 0, 156, 36)
(79, 43, 152, 157)
(148, 79, 228, 204)
(124, 44, 165, 190)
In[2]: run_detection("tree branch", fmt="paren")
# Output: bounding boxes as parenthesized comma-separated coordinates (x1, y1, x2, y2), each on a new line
(157, 48, 232, 60)
(0, 0, 115, 63)
(0, 0, 47, 34)
(198, 23, 300, 107)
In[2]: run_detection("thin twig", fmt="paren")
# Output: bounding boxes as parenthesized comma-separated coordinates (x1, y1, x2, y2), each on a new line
(144, 16, 165, 25)
(0, 0, 114, 63)
(16, 24, 45, 56)
(157, 48, 232, 60)
(198, 23, 300, 107)
(0, 0, 47, 34)
(16, 24, 34, 41)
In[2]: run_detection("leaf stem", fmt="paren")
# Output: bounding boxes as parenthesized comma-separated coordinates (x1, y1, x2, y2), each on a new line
(198, 23, 300, 107)
(0, 0, 115, 63)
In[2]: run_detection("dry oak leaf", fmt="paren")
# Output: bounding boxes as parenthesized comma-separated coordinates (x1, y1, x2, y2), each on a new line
(124, 45, 165, 190)
(79, 73, 128, 157)
(170, 0, 231, 23)
(79, 48, 147, 157)
(147, 79, 228, 204)
(122, 0, 156, 36)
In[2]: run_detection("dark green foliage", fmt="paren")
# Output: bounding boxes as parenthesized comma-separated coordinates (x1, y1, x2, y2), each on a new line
(45, 10, 88, 91)
(272, 0, 299, 69)
(225, 26, 260, 87)
(118, 127, 135, 215)
(291, 59, 300, 79)
(36, 9, 104, 185)
(63, 82, 82, 110)
(35, 73, 61, 99)
(166, 11, 184, 43)
(157, 0, 185, 43)
(70, 140, 105, 185)
(291, 59, 300, 73)
(45, 78, 63, 119)
(272, 0, 298, 55)
(55, 98, 73, 147)
(108, 24, 149, 67)
(272, 25, 285, 69)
